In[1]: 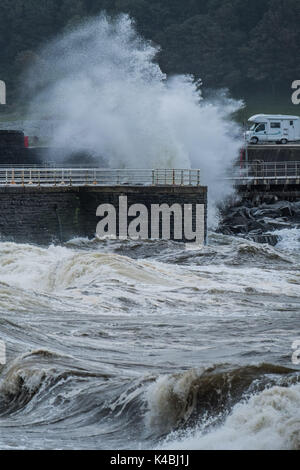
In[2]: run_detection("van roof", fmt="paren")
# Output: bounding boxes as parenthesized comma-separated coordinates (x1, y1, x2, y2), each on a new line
(249, 114, 300, 122)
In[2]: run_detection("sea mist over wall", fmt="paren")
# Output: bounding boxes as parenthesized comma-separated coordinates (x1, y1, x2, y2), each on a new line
(25, 14, 243, 222)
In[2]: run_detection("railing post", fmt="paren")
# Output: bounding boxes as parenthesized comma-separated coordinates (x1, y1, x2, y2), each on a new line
(152, 170, 155, 186)
(11, 169, 15, 185)
(197, 170, 200, 186)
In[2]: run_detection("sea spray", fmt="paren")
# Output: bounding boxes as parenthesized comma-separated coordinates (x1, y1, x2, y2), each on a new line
(162, 383, 300, 450)
(24, 14, 243, 226)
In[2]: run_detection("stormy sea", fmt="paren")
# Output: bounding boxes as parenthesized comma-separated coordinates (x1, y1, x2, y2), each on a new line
(0, 14, 299, 451)
(0, 224, 300, 450)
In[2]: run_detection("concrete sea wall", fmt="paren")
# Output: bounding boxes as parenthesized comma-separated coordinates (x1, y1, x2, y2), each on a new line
(246, 145, 300, 163)
(0, 185, 207, 245)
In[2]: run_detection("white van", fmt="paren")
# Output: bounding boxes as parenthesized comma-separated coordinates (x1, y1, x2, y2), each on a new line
(245, 114, 300, 144)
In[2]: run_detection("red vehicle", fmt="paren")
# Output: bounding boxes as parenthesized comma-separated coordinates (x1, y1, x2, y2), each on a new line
(0, 130, 28, 148)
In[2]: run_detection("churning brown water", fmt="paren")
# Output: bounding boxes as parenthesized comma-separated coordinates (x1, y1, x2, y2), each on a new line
(0, 231, 300, 450)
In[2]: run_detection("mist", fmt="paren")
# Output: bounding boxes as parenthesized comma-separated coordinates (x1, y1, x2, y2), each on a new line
(25, 14, 243, 225)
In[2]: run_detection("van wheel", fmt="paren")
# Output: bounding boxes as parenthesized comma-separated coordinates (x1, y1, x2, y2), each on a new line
(281, 139, 288, 145)
(251, 137, 258, 144)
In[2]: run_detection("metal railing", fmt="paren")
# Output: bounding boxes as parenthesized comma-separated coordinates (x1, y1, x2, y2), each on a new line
(0, 168, 201, 187)
(0, 163, 96, 169)
(231, 161, 300, 183)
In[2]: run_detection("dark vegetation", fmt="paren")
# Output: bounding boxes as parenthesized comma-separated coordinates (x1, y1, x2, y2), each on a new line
(0, 0, 299, 113)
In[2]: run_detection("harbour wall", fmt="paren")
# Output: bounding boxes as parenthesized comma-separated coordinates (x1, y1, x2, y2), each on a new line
(244, 145, 300, 163)
(236, 183, 300, 204)
(0, 185, 207, 245)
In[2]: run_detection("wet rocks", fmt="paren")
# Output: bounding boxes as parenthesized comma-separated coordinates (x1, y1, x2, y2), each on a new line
(217, 199, 300, 245)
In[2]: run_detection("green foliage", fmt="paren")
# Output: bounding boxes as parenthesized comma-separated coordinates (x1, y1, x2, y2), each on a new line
(0, 0, 298, 105)
(247, 0, 300, 88)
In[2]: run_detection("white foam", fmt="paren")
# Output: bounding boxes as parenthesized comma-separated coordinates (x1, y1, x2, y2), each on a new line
(274, 228, 300, 253)
(0, 240, 299, 301)
(162, 383, 300, 450)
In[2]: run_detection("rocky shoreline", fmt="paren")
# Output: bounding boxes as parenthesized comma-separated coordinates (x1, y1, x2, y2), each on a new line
(217, 197, 300, 246)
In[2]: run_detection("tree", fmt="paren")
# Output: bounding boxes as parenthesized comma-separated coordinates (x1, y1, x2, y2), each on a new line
(246, 0, 300, 90)
(0, 0, 298, 103)
(156, 14, 244, 89)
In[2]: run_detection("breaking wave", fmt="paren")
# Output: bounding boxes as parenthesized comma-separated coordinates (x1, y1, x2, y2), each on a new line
(1, 349, 299, 450)
(0, 229, 300, 449)
(161, 381, 300, 450)
(25, 13, 242, 223)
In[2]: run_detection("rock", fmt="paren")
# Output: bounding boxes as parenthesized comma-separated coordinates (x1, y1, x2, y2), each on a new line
(247, 234, 279, 246)
(217, 197, 298, 246)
